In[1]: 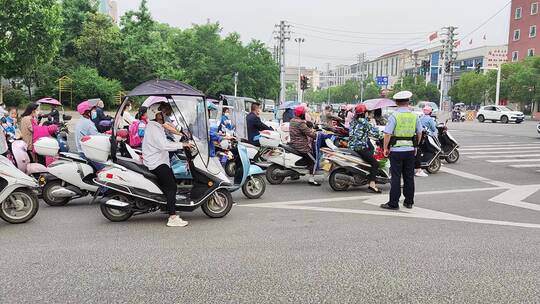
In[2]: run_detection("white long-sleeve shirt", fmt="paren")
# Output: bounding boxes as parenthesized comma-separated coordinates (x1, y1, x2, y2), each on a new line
(142, 121, 184, 170)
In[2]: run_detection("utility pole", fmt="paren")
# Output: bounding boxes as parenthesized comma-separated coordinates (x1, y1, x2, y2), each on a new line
(357, 53, 366, 102)
(234, 72, 239, 97)
(274, 21, 290, 105)
(295, 37, 305, 102)
(439, 26, 458, 111)
(326, 63, 331, 104)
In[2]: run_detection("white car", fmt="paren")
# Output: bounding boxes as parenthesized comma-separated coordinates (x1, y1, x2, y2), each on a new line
(476, 106, 524, 124)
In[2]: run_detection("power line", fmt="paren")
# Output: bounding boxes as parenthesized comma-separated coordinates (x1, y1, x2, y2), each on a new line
(292, 24, 429, 40)
(460, 0, 511, 41)
(291, 31, 426, 46)
(287, 21, 432, 35)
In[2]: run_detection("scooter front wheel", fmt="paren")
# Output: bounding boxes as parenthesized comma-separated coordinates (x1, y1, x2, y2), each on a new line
(242, 175, 266, 199)
(265, 164, 285, 185)
(202, 189, 233, 218)
(0, 189, 39, 224)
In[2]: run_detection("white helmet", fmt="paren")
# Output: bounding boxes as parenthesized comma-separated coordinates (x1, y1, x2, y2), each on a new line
(147, 103, 162, 121)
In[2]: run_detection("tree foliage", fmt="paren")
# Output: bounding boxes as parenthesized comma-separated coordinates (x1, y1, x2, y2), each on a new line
(391, 76, 440, 104)
(0, 0, 63, 98)
(69, 66, 123, 107)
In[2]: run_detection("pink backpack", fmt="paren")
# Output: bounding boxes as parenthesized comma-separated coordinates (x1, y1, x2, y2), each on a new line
(128, 120, 143, 147)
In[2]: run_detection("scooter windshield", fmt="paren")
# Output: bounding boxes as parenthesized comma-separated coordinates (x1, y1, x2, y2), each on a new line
(170, 95, 210, 165)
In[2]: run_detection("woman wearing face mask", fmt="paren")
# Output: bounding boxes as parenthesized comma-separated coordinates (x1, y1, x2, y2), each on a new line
(92, 99, 113, 132)
(20, 103, 40, 161)
(75, 101, 105, 170)
(121, 101, 135, 129)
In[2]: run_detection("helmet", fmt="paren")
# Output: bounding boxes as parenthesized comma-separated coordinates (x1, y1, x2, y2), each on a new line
(207, 103, 218, 111)
(423, 106, 433, 115)
(294, 105, 306, 117)
(147, 103, 163, 121)
(47, 124, 59, 135)
(355, 104, 367, 114)
(77, 101, 94, 115)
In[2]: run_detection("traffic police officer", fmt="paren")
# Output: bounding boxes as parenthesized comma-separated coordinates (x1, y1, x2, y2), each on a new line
(380, 91, 423, 210)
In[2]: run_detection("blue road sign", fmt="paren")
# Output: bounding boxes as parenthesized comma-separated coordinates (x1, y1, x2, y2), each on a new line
(376, 76, 388, 86)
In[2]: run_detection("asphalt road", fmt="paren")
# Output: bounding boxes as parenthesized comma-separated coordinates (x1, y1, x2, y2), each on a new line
(1, 120, 539, 303)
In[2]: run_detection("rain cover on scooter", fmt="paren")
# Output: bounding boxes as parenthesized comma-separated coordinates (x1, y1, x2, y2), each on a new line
(0, 129, 7, 155)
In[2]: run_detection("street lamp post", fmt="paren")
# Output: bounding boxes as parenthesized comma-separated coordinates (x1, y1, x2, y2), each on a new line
(234, 72, 238, 97)
(295, 37, 305, 103)
(495, 65, 501, 106)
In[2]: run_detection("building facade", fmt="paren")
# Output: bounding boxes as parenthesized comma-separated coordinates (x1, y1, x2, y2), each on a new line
(453, 45, 508, 82)
(507, 0, 539, 61)
(365, 49, 411, 87)
(100, 0, 119, 23)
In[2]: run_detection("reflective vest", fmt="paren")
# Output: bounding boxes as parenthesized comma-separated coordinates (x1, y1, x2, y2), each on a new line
(392, 112, 417, 147)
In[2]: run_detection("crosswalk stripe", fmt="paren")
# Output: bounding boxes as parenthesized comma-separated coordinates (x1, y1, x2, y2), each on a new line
(510, 164, 540, 168)
(487, 159, 540, 163)
(462, 143, 540, 149)
(461, 146, 540, 151)
(467, 154, 540, 159)
(461, 150, 540, 155)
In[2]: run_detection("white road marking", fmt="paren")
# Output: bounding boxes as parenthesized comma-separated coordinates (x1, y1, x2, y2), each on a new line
(466, 154, 540, 159)
(462, 143, 540, 149)
(487, 159, 540, 163)
(510, 164, 540, 168)
(461, 150, 540, 155)
(489, 185, 540, 211)
(461, 146, 540, 151)
(439, 167, 512, 188)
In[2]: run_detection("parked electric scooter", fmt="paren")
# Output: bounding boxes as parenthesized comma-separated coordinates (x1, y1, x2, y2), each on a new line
(437, 120, 460, 164)
(0, 155, 39, 224)
(92, 80, 235, 222)
(418, 130, 443, 174)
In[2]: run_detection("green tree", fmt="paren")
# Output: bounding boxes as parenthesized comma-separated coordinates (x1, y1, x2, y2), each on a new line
(69, 66, 123, 108)
(60, 0, 98, 57)
(391, 76, 440, 103)
(75, 13, 123, 79)
(448, 72, 487, 105)
(0, 0, 63, 98)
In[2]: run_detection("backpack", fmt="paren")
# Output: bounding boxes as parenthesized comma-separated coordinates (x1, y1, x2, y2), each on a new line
(128, 120, 143, 147)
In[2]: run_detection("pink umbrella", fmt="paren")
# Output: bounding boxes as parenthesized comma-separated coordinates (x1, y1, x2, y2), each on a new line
(363, 98, 396, 111)
(36, 97, 61, 106)
(142, 96, 168, 107)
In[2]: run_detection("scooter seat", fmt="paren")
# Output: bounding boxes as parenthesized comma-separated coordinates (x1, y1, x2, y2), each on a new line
(116, 158, 157, 180)
(279, 144, 303, 156)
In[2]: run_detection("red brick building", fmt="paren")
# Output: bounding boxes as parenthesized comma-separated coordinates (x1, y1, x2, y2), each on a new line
(507, 0, 539, 61)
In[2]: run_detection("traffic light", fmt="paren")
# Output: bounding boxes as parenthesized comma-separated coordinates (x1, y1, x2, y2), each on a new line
(420, 60, 430, 74)
(475, 62, 482, 74)
(444, 62, 451, 73)
(300, 75, 309, 90)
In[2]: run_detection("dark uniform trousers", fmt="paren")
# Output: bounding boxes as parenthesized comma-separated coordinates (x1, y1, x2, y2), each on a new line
(389, 150, 416, 208)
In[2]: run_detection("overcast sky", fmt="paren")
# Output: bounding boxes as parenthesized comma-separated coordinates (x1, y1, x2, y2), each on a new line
(116, 0, 511, 70)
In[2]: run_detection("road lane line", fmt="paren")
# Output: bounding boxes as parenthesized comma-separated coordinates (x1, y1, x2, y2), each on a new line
(439, 167, 512, 188)
(510, 164, 540, 168)
(461, 150, 540, 155)
(466, 154, 540, 159)
(487, 159, 540, 163)
(489, 185, 540, 211)
(462, 143, 540, 148)
(461, 146, 540, 151)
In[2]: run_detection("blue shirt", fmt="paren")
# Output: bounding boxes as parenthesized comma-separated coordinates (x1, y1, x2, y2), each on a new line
(384, 107, 423, 152)
(75, 117, 99, 153)
(419, 115, 438, 136)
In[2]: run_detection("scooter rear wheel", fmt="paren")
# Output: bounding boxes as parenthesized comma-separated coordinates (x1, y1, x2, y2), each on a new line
(100, 192, 134, 222)
(0, 189, 39, 224)
(426, 157, 441, 174)
(265, 164, 285, 185)
(225, 160, 236, 177)
(445, 149, 460, 164)
(42, 180, 70, 206)
(202, 189, 233, 218)
(329, 168, 351, 191)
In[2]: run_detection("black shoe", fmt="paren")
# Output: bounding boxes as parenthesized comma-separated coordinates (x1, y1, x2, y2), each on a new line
(380, 203, 399, 210)
(403, 202, 413, 209)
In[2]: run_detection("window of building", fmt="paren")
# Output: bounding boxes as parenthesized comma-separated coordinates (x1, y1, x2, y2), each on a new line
(528, 48, 535, 57)
(530, 25, 537, 38)
(532, 2, 539, 15)
(512, 51, 519, 62)
(515, 7, 522, 19)
(513, 29, 521, 41)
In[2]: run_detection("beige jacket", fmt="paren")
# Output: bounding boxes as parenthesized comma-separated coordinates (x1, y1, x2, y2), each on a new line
(20, 116, 34, 150)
